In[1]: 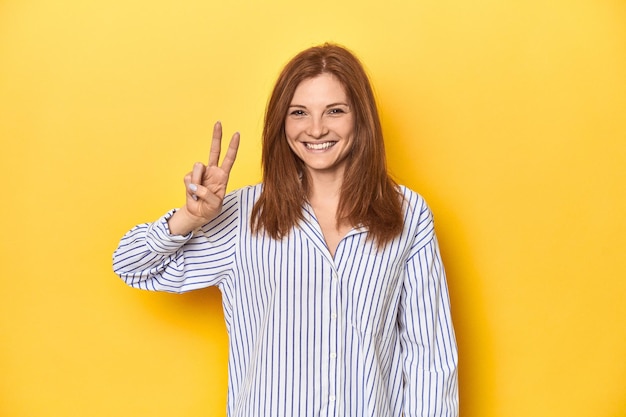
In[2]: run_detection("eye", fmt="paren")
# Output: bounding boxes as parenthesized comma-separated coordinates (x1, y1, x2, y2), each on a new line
(289, 108, 306, 116)
(328, 106, 349, 116)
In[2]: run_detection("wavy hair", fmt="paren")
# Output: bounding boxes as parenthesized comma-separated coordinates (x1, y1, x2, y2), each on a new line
(251, 43, 403, 246)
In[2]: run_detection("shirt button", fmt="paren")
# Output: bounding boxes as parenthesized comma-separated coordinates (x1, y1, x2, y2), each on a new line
(332, 272, 338, 280)
(330, 352, 337, 359)
(331, 313, 337, 319)
(329, 396, 336, 402)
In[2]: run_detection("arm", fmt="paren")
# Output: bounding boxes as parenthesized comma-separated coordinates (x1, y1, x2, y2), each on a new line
(400, 209, 459, 416)
(112, 121, 240, 293)
(112, 194, 240, 293)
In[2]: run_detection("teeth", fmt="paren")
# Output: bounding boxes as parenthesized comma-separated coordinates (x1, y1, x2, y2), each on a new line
(306, 142, 336, 150)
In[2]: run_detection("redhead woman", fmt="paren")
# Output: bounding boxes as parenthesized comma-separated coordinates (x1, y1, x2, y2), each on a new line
(113, 43, 458, 417)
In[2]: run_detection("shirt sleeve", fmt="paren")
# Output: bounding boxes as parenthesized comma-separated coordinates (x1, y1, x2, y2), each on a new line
(112, 191, 240, 293)
(399, 205, 459, 416)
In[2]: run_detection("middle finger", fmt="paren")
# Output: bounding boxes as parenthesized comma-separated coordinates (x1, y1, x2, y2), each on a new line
(208, 121, 223, 167)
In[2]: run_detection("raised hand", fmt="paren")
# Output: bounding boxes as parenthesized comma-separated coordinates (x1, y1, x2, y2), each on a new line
(168, 121, 240, 235)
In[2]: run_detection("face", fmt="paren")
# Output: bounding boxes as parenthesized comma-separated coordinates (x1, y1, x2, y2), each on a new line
(285, 73, 354, 178)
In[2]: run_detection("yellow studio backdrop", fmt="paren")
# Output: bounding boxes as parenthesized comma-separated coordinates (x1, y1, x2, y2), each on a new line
(1, 0, 624, 416)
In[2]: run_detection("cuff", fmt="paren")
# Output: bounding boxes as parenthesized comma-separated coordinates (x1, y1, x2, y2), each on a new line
(145, 209, 193, 254)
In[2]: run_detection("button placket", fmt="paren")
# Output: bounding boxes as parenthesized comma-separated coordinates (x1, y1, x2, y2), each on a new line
(328, 268, 343, 415)
(328, 267, 341, 411)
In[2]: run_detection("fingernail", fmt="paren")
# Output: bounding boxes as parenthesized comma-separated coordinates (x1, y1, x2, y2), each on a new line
(189, 184, 197, 192)
(192, 194, 198, 201)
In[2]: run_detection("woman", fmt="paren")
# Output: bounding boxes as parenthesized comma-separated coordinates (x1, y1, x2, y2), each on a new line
(113, 43, 458, 417)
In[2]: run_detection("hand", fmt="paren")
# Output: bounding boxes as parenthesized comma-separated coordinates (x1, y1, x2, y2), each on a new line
(168, 121, 240, 235)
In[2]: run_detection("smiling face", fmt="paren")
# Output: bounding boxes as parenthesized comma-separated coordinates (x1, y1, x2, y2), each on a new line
(285, 73, 355, 178)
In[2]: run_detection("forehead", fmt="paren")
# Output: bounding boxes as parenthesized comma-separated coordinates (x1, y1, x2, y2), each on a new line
(291, 73, 348, 103)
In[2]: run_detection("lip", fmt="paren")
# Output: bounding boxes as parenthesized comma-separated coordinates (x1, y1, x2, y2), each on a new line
(304, 141, 337, 150)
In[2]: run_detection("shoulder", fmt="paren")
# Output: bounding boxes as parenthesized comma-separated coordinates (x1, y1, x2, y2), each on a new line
(397, 185, 437, 246)
(224, 183, 263, 204)
(220, 184, 264, 220)
(397, 185, 431, 219)
(202, 184, 262, 231)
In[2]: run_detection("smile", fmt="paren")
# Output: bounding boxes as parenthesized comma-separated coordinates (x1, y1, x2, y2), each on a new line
(305, 141, 337, 150)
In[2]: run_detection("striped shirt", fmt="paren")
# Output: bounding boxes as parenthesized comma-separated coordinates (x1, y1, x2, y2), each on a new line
(113, 184, 458, 417)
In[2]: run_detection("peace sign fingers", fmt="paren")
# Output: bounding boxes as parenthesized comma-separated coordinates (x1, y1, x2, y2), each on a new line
(208, 121, 224, 167)
(208, 121, 240, 171)
(220, 130, 240, 174)
(169, 121, 241, 236)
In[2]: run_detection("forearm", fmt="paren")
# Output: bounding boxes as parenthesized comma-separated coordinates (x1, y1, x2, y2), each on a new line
(112, 211, 193, 291)
(402, 238, 459, 416)
(166, 205, 209, 236)
(112, 196, 239, 292)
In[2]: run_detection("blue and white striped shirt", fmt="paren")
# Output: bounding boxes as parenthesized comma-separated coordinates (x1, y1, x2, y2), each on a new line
(113, 184, 458, 417)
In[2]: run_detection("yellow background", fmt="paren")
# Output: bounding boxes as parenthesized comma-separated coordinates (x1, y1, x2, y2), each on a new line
(1, 0, 625, 416)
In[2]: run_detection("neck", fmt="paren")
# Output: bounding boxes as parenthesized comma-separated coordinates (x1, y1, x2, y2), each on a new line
(305, 170, 353, 237)
(306, 169, 344, 204)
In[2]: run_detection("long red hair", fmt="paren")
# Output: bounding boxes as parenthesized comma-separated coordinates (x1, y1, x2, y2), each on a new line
(251, 43, 404, 246)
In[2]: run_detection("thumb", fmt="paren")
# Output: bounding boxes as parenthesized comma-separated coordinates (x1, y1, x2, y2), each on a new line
(188, 182, 223, 210)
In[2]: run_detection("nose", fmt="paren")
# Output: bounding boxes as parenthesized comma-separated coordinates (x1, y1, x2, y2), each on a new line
(306, 116, 329, 139)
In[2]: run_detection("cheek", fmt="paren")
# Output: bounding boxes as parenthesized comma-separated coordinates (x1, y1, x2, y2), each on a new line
(338, 118, 355, 140)
(284, 120, 298, 142)
(284, 125, 299, 153)
(286, 140, 298, 155)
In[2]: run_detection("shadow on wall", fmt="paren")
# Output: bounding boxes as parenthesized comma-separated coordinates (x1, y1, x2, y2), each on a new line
(436, 212, 496, 417)
(135, 286, 226, 334)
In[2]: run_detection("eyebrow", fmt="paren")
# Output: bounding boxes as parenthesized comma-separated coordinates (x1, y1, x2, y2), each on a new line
(288, 102, 350, 109)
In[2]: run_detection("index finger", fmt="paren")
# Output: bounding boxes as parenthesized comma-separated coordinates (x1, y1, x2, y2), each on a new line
(208, 121, 223, 167)
(220, 132, 240, 174)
